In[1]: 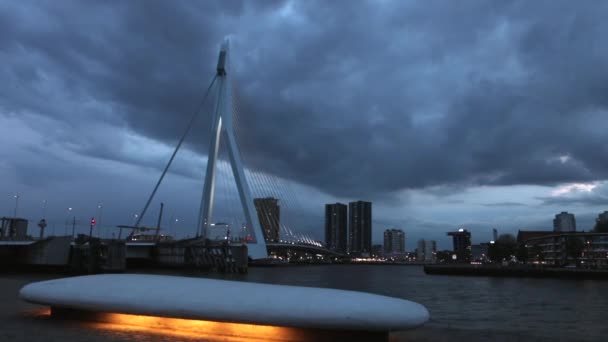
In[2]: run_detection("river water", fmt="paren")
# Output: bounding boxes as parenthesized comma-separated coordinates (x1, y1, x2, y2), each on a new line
(1, 265, 606, 341)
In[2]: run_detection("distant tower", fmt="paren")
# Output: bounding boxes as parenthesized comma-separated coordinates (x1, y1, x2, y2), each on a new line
(492, 228, 498, 241)
(348, 201, 372, 256)
(416, 239, 436, 262)
(424, 240, 437, 262)
(325, 203, 347, 254)
(553, 212, 576, 232)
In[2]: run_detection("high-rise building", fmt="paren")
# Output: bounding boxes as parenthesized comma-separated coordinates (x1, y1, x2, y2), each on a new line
(416, 239, 436, 262)
(253, 197, 280, 243)
(447, 229, 471, 262)
(325, 203, 347, 254)
(383, 229, 405, 255)
(416, 240, 425, 261)
(553, 212, 576, 232)
(597, 211, 608, 223)
(348, 201, 372, 256)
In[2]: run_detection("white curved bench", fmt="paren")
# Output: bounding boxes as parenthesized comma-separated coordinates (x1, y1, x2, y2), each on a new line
(20, 274, 429, 340)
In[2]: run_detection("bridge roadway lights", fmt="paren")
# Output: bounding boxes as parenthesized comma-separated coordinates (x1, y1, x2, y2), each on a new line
(20, 274, 430, 342)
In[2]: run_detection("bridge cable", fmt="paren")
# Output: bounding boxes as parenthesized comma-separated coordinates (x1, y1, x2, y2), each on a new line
(229, 77, 269, 241)
(135, 75, 218, 228)
(231, 76, 311, 245)
(230, 79, 286, 243)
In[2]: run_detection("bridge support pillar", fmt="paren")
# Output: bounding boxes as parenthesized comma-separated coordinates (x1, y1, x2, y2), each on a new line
(197, 41, 268, 260)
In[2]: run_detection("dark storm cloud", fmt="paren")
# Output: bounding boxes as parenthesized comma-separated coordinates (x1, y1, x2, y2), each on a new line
(2, 0, 608, 198)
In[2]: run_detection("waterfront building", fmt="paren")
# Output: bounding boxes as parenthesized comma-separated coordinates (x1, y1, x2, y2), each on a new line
(471, 243, 490, 262)
(372, 244, 383, 258)
(517, 230, 553, 245)
(523, 232, 608, 268)
(253, 197, 280, 243)
(553, 211, 576, 232)
(416, 239, 437, 262)
(208, 222, 230, 241)
(447, 229, 471, 262)
(325, 203, 347, 254)
(383, 229, 405, 256)
(424, 240, 437, 262)
(348, 201, 372, 256)
(416, 240, 424, 261)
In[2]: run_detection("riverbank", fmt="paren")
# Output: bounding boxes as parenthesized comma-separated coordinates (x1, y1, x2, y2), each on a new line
(424, 264, 608, 279)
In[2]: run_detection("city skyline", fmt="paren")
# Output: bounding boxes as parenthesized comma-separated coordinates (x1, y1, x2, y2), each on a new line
(3, 1, 608, 249)
(4, 191, 608, 249)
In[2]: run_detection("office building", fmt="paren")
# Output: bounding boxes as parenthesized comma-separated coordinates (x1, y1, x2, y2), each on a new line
(416, 239, 437, 262)
(383, 229, 405, 255)
(348, 201, 372, 256)
(523, 232, 608, 268)
(447, 229, 471, 262)
(254, 197, 280, 243)
(325, 203, 347, 254)
(553, 211, 576, 232)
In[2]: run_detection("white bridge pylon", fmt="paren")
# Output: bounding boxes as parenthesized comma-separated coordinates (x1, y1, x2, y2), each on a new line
(196, 42, 268, 260)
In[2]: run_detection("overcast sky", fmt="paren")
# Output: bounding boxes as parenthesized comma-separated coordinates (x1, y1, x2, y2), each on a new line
(2, 0, 608, 249)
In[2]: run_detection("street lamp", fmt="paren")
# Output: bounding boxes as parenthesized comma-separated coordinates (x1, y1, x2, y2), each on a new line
(13, 194, 19, 218)
(97, 204, 103, 238)
(65, 207, 73, 236)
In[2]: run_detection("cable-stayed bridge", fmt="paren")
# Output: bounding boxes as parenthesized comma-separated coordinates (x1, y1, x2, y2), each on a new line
(132, 41, 336, 260)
